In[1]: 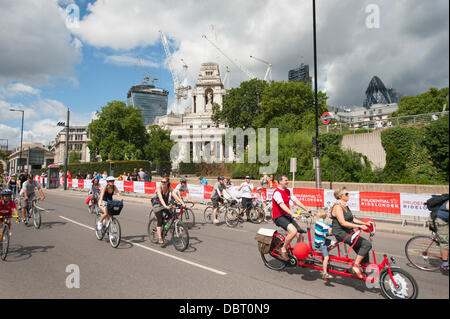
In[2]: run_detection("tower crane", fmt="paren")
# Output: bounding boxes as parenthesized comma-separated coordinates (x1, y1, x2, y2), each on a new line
(250, 55, 272, 82)
(159, 30, 191, 101)
(202, 34, 257, 80)
(222, 66, 230, 89)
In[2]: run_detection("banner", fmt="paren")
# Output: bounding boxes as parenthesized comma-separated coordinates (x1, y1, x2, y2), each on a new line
(204, 185, 214, 199)
(359, 192, 401, 215)
(78, 179, 84, 189)
(187, 184, 204, 199)
(84, 179, 91, 190)
(324, 190, 360, 212)
(123, 181, 134, 193)
(115, 180, 124, 192)
(68, 178, 73, 188)
(400, 193, 431, 217)
(134, 181, 145, 194)
(145, 182, 156, 194)
(292, 188, 324, 207)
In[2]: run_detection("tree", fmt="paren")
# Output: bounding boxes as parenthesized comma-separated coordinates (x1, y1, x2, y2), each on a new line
(212, 79, 268, 129)
(69, 151, 81, 163)
(0, 150, 7, 160)
(147, 125, 175, 175)
(392, 87, 449, 117)
(87, 101, 150, 161)
(423, 114, 449, 182)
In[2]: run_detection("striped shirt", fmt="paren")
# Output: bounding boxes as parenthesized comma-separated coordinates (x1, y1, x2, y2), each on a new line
(314, 219, 330, 248)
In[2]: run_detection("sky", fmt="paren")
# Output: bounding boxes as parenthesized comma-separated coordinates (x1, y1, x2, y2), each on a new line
(0, 0, 448, 149)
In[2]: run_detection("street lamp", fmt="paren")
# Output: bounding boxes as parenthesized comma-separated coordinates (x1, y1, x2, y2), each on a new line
(312, 0, 322, 189)
(57, 109, 70, 190)
(9, 108, 24, 173)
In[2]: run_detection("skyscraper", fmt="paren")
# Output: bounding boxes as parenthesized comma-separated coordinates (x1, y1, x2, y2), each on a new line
(363, 76, 400, 108)
(127, 77, 169, 126)
(288, 63, 312, 86)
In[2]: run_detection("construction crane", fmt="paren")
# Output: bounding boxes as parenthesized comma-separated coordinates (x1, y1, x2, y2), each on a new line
(250, 55, 272, 82)
(159, 30, 191, 101)
(222, 66, 230, 89)
(202, 34, 257, 80)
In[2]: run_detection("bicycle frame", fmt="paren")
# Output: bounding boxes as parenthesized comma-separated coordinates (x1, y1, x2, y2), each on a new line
(269, 220, 399, 287)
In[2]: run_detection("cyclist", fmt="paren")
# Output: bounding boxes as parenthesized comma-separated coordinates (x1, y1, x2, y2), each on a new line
(18, 175, 45, 224)
(238, 176, 254, 221)
(272, 174, 309, 261)
(6, 174, 18, 200)
(174, 178, 193, 206)
(151, 176, 183, 244)
(435, 198, 449, 272)
(211, 176, 233, 224)
(97, 176, 122, 231)
(17, 169, 29, 193)
(87, 177, 100, 207)
(0, 189, 19, 231)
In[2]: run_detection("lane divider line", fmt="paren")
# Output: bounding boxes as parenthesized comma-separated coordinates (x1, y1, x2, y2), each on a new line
(58, 215, 227, 276)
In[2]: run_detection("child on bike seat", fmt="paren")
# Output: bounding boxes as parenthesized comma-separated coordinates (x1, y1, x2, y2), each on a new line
(314, 209, 337, 280)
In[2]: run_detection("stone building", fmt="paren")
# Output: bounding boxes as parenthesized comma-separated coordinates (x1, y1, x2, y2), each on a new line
(8, 143, 54, 173)
(154, 62, 230, 168)
(50, 125, 91, 165)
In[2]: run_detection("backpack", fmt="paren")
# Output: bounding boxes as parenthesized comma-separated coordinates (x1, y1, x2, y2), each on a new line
(426, 194, 449, 232)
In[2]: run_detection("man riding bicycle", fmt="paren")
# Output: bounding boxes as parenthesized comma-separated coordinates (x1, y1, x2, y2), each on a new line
(212, 176, 233, 225)
(238, 176, 254, 221)
(272, 174, 309, 261)
(18, 175, 45, 225)
(174, 178, 193, 206)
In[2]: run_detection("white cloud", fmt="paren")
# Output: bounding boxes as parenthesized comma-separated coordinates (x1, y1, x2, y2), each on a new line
(0, 0, 82, 86)
(104, 55, 160, 68)
(71, 0, 448, 107)
(0, 83, 41, 99)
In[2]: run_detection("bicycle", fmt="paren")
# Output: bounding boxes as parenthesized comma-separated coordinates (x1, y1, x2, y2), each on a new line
(88, 194, 101, 215)
(203, 199, 240, 227)
(405, 232, 442, 272)
(0, 215, 20, 261)
(178, 201, 196, 229)
(147, 203, 189, 252)
(22, 198, 41, 229)
(249, 199, 272, 224)
(257, 211, 419, 299)
(94, 201, 123, 248)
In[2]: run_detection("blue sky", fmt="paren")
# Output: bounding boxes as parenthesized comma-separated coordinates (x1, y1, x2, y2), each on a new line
(0, 0, 448, 149)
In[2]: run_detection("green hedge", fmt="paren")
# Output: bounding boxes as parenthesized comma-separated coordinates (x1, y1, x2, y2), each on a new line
(60, 160, 152, 177)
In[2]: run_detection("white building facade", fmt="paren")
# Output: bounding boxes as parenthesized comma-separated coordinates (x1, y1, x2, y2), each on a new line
(154, 62, 230, 168)
(50, 126, 91, 165)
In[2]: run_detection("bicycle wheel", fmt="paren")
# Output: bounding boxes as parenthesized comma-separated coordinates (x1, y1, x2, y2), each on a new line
(147, 217, 159, 244)
(260, 234, 287, 270)
(225, 207, 239, 228)
(181, 208, 195, 229)
(109, 218, 121, 248)
(33, 207, 41, 229)
(379, 267, 419, 299)
(1, 225, 10, 261)
(171, 220, 189, 252)
(94, 214, 104, 240)
(405, 235, 442, 271)
(249, 207, 263, 224)
(203, 205, 214, 224)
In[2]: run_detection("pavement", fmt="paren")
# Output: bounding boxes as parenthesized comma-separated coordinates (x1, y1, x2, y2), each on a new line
(57, 187, 431, 237)
(1, 188, 447, 300)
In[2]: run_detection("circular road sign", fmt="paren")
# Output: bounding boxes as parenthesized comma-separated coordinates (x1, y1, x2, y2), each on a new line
(321, 112, 332, 124)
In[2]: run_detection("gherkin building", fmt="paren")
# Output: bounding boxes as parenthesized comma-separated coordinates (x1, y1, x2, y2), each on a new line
(363, 76, 393, 109)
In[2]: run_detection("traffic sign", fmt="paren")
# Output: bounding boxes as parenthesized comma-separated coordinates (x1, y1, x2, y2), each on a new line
(321, 112, 332, 124)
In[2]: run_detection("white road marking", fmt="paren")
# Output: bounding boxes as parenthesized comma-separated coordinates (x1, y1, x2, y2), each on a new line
(58, 215, 227, 276)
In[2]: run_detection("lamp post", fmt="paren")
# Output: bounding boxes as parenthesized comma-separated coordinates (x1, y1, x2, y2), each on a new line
(312, 0, 322, 189)
(9, 109, 24, 173)
(57, 109, 70, 190)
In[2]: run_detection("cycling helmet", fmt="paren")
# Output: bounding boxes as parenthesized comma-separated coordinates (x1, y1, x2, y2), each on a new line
(218, 176, 225, 180)
(180, 178, 187, 184)
(106, 176, 115, 182)
(2, 189, 12, 196)
(245, 176, 251, 179)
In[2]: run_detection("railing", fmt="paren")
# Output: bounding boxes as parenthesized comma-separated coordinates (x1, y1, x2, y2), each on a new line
(314, 111, 448, 135)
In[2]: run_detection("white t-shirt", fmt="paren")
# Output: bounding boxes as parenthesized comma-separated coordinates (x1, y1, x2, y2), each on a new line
(239, 182, 253, 198)
(175, 184, 189, 195)
(20, 180, 41, 197)
(272, 187, 297, 205)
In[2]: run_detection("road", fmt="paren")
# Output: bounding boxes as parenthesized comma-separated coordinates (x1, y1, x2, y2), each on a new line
(1, 189, 448, 299)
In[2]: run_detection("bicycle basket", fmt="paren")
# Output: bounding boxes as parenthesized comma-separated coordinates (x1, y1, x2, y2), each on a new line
(255, 228, 276, 254)
(107, 200, 123, 216)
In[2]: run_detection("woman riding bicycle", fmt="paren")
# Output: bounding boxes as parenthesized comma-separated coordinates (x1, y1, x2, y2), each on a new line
(6, 174, 17, 200)
(97, 176, 122, 231)
(151, 176, 183, 245)
(88, 177, 100, 207)
(330, 187, 373, 279)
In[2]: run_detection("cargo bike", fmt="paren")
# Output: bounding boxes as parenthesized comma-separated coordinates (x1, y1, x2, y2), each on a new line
(255, 211, 419, 299)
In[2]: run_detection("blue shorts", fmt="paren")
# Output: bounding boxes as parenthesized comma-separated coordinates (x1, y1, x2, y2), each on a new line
(316, 238, 332, 257)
